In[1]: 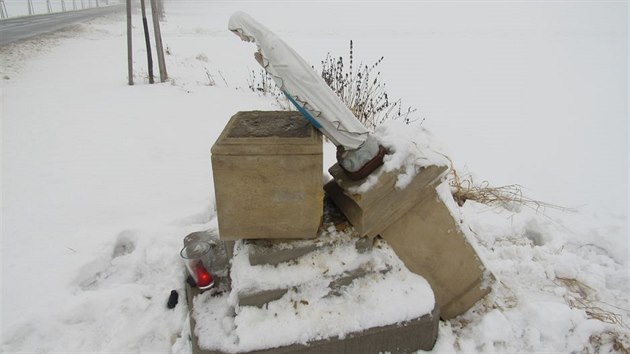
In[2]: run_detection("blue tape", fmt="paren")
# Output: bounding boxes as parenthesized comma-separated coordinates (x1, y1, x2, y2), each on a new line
(283, 91, 322, 129)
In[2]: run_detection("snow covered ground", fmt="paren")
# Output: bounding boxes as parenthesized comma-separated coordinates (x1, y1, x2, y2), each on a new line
(1, 0, 628, 352)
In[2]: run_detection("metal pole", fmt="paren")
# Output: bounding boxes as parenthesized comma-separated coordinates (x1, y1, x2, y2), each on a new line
(150, 0, 167, 82)
(140, 0, 154, 84)
(0, 0, 7, 19)
(126, 0, 133, 85)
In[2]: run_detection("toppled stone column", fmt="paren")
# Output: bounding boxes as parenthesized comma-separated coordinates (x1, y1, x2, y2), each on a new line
(379, 186, 492, 319)
(211, 111, 323, 240)
(326, 163, 492, 319)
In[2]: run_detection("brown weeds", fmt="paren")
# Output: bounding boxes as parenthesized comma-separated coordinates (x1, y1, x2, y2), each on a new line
(449, 167, 573, 213)
(320, 40, 418, 129)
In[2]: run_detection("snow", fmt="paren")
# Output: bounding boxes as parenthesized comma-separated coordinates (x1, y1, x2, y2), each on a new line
(1, 0, 628, 352)
(345, 121, 451, 194)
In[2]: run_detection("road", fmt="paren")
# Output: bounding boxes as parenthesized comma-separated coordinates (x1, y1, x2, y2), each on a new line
(0, 5, 124, 46)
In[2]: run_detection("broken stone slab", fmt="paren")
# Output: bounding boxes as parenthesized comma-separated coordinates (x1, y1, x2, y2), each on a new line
(325, 266, 389, 297)
(211, 111, 323, 240)
(325, 163, 448, 238)
(326, 163, 491, 319)
(380, 186, 492, 320)
(237, 266, 387, 309)
(247, 240, 319, 266)
(245, 236, 371, 267)
(186, 280, 440, 354)
(238, 288, 290, 308)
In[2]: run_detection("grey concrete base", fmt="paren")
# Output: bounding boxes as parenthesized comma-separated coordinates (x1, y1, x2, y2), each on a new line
(186, 281, 439, 354)
(211, 111, 323, 241)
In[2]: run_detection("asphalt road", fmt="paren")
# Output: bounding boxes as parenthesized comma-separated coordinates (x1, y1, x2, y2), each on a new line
(0, 5, 124, 46)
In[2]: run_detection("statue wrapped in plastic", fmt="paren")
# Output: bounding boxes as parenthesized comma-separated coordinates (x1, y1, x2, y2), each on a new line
(228, 11, 386, 180)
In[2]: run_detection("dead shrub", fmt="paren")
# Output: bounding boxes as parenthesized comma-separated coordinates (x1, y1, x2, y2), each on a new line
(319, 40, 419, 129)
(448, 167, 573, 213)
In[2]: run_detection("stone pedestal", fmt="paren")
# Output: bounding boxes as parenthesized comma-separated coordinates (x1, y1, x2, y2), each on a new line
(325, 163, 491, 319)
(211, 111, 323, 240)
(187, 279, 440, 354)
(185, 199, 440, 353)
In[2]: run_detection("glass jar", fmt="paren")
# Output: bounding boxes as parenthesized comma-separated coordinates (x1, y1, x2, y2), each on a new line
(180, 241, 214, 290)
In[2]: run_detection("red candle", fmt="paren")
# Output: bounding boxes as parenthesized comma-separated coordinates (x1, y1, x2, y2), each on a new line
(195, 263, 213, 288)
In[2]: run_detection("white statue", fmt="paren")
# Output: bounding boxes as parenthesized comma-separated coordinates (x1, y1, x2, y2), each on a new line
(228, 11, 385, 179)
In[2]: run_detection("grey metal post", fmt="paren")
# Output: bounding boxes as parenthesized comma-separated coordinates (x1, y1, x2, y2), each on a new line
(140, 0, 154, 84)
(126, 0, 133, 85)
(0, 0, 7, 19)
(150, 0, 167, 82)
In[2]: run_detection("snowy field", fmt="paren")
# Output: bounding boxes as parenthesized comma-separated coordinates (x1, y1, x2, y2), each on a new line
(1, 0, 628, 352)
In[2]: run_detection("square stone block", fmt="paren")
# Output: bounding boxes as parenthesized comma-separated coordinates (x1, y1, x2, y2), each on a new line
(211, 111, 323, 240)
(325, 163, 448, 238)
(380, 187, 491, 320)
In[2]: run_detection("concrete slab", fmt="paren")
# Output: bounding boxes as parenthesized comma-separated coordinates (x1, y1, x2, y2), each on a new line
(247, 239, 319, 266)
(380, 187, 491, 320)
(211, 111, 323, 240)
(245, 235, 371, 267)
(186, 281, 439, 354)
(325, 163, 448, 238)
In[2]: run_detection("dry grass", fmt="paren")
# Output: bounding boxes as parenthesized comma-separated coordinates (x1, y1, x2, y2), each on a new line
(589, 331, 630, 354)
(555, 277, 627, 327)
(449, 167, 574, 213)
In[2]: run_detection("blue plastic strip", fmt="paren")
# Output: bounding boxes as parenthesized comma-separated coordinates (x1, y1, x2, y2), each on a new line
(283, 91, 322, 129)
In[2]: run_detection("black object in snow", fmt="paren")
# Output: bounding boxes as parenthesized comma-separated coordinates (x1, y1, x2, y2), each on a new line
(167, 290, 179, 309)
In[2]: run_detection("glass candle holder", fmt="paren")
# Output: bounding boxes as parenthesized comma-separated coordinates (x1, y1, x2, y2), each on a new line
(180, 241, 214, 290)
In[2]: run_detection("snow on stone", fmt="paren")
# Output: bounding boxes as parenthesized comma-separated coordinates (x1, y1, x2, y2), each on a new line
(194, 231, 435, 353)
(346, 121, 450, 194)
